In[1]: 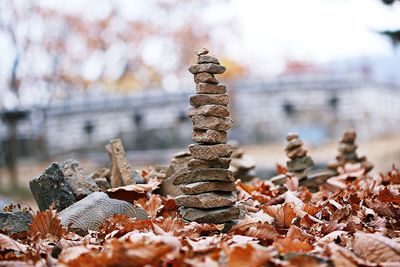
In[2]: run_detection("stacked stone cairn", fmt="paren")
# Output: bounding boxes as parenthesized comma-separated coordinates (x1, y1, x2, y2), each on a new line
(285, 133, 314, 179)
(328, 130, 373, 173)
(173, 48, 240, 224)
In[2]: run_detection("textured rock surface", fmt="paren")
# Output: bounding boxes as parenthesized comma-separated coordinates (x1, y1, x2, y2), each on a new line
(95, 177, 111, 191)
(188, 105, 229, 118)
(189, 63, 226, 74)
(59, 192, 148, 231)
(287, 156, 314, 172)
(0, 212, 32, 234)
(197, 55, 219, 64)
(181, 206, 241, 223)
(194, 73, 218, 84)
(187, 158, 231, 170)
(63, 159, 99, 200)
(196, 83, 226, 94)
(285, 134, 314, 173)
(173, 168, 234, 185)
(192, 115, 233, 131)
(181, 181, 236, 195)
(175, 192, 236, 208)
(190, 94, 229, 107)
(29, 163, 76, 212)
(106, 139, 135, 187)
(192, 130, 227, 144)
(189, 144, 233, 160)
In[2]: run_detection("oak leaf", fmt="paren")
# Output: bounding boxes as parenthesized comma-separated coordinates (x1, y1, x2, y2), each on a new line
(28, 208, 66, 242)
(262, 203, 297, 228)
(227, 244, 274, 267)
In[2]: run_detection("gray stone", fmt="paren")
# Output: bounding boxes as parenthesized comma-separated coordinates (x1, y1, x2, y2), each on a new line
(192, 115, 233, 132)
(159, 176, 183, 197)
(230, 154, 256, 170)
(175, 192, 236, 209)
(195, 48, 209, 56)
(187, 158, 231, 170)
(188, 63, 226, 75)
(181, 206, 240, 223)
(59, 192, 148, 231)
(132, 170, 145, 184)
(63, 159, 99, 200)
(95, 177, 111, 191)
(197, 55, 219, 64)
(196, 83, 226, 94)
(181, 181, 236, 195)
(173, 168, 234, 185)
(192, 130, 227, 144)
(29, 163, 76, 212)
(194, 73, 219, 84)
(0, 212, 32, 235)
(190, 94, 229, 107)
(188, 105, 230, 118)
(165, 152, 192, 179)
(189, 144, 233, 160)
(287, 156, 314, 172)
(300, 170, 335, 190)
(339, 144, 357, 153)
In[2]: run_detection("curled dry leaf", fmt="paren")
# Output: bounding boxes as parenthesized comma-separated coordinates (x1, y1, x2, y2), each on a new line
(353, 232, 400, 263)
(136, 194, 163, 218)
(28, 208, 66, 242)
(106, 180, 160, 201)
(262, 203, 297, 228)
(0, 233, 27, 252)
(377, 187, 400, 204)
(276, 164, 288, 175)
(274, 237, 313, 254)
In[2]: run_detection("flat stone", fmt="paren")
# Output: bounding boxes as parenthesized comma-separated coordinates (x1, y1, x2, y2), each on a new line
(181, 181, 236, 195)
(287, 156, 314, 172)
(187, 158, 231, 170)
(166, 153, 192, 179)
(300, 170, 335, 191)
(190, 94, 229, 107)
(189, 63, 226, 74)
(29, 163, 76, 212)
(196, 83, 226, 94)
(285, 139, 303, 151)
(230, 154, 256, 170)
(197, 55, 219, 64)
(106, 139, 135, 187)
(95, 177, 111, 191)
(63, 159, 99, 200)
(194, 73, 219, 84)
(175, 192, 236, 209)
(0, 212, 32, 235)
(173, 168, 234, 185)
(192, 115, 233, 131)
(287, 146, 307, 159)
(189, 144, 233, 160)
(59, 192, 148, 231)
(339, 144, 357, 153)
(188, 105, 229, 118)
(192, 130, 227, 144)
(195, 48, 209, 56)
(181, 206, 240, 223)
(287, 133, 299, 141)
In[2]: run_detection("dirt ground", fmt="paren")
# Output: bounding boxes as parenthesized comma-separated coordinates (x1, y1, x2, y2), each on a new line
(1, 134, 399, 208)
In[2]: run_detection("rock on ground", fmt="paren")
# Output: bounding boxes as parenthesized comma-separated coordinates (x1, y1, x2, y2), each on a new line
(181, 206, 241, 223)
(0, 212, 32, 235)
(29, 163, 76, 212)
(59, 192, 148, 231)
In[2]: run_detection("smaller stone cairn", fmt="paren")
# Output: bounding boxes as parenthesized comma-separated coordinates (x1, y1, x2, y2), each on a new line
(229, 143, 256, 181)
(285, 133, 314, 179)
(328, 130, 373, 173)
(173, 48, 240, 224)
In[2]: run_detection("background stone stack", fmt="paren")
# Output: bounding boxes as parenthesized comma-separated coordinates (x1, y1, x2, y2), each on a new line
(328, 131, 374, 173)
(285, 133, 314, 179)
(229, 142, 256, 182)
(173, 48, 240, 224)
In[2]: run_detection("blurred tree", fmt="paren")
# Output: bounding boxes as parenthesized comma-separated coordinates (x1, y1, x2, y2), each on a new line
(379, 0, 400, 47)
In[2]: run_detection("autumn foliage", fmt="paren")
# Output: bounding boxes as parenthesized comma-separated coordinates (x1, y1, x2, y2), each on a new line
(2, 165, 400, 266)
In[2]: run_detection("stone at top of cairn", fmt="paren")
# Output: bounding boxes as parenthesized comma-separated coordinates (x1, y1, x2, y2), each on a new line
(328, 130, 373, 173)
(195, 48, 209, 56)
(173, 48, 240, 224)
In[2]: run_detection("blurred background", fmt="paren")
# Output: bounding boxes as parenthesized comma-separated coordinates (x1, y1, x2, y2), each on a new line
(0, 0, 399, 204)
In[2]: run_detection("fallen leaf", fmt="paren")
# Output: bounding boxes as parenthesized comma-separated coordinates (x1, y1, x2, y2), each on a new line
(106, 180, 160, 201)
(28, 208, 66, 242)
(227, 244, 274, 267)
(262, 203, 297, 228)
(353, 232, 400, 263)
(274, 237, 313, 254)
(136, 195, 163, 218)
(0, 233, 27, 252)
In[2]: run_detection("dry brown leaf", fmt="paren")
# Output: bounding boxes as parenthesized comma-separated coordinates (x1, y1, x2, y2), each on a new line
(286, 225, 313, 241)
(353, 232, 400, 263)
(227, 244, 274, 267)
(285, 176, 299, 192)
(378, 187, 400, 204)
(136, 195, 163, 218)
(0, 233, 27, 252)
(262, 203, 297, 228)
(28, 208, 66, 242)
(106, 180, 160, 201)
(274, 237, 313, 254)
(276, 164, 288, 175)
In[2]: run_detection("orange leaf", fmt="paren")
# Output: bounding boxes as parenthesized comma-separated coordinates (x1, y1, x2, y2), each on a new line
(262, 203, 297, 228)
(136, 195, 163, 218)
(276, 164, 288, 175)
(106, 180, 160, 201)
(274, 237, 313, 254)
(227, 244, 274, 267)
(377, 187, 400, 204)
(28, 208, 66, 242)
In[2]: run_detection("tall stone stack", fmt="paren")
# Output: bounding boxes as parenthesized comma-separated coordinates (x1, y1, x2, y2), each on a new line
(173, 48, 240, 224)
(285, 133, 314, 179)
(328, 131, 373, 173)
